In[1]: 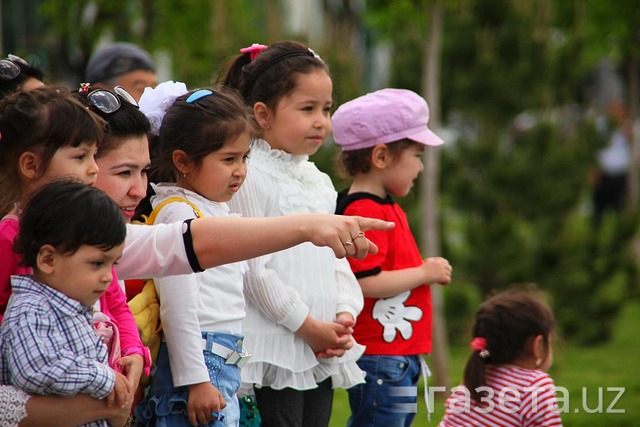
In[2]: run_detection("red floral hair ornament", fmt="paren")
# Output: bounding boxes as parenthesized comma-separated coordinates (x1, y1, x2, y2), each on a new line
(240, 43, 269, 61)
(471, 337, 490, 359)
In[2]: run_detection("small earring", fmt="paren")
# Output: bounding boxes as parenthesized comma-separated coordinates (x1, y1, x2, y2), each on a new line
(535, 358, 542, 368)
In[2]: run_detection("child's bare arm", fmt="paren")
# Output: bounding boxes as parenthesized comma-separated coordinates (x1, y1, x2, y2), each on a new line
(357, 257, 452, 298)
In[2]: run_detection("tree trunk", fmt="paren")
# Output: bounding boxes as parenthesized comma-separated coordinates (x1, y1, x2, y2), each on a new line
(421, 0, 451, 392)
(626, 54, 638, 208)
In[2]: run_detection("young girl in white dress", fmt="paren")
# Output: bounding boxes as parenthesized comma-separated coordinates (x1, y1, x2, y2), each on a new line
(221, 41, 365, 427)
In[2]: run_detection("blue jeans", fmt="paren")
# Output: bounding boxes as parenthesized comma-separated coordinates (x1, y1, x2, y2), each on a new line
(347, 355, 422, 427)
(135, 332, 243, 427)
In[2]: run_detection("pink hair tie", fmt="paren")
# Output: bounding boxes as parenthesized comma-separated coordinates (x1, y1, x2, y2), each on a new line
(471, 337, 490, 359)
(240, 43, 269, 61)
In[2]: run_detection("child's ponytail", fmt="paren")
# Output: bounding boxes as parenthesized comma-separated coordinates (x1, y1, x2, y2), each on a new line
(220, 51, 253, 102)
(463, 325, 491, 404)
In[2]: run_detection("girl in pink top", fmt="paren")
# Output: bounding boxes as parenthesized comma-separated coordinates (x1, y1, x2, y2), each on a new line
(0, 86, 151, 396)
(440, 289, 562, 427)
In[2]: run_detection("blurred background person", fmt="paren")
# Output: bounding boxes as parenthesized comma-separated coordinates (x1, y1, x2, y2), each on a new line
(589, 101, 631, 228)
(85, 42, 158, 101)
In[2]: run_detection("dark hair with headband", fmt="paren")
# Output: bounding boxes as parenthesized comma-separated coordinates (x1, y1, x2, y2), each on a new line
(0, 54, 46, 100)
(73, 84, 151, 160)
(463, 288, 556, 404)
(219, 40, 329, 111)
(151, 88, 256, 182)
(0, 86, 104, 216)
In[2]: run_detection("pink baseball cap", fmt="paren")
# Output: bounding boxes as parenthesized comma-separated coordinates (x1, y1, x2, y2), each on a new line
(331, 88, 444, 151)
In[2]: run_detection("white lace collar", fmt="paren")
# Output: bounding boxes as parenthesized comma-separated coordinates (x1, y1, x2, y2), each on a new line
(249, 139, 337, 215)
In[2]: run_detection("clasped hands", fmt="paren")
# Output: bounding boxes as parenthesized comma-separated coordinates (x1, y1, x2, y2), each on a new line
(297, 312, 356, 359)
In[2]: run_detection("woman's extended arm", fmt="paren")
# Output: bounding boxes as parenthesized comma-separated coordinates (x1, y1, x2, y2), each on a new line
(191, 214, 392, 268)
(119, 214, 393, 279)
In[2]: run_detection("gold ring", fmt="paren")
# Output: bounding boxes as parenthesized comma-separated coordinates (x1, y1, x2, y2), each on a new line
(344, 240, 353, 246)
(353, 231, 365, 240)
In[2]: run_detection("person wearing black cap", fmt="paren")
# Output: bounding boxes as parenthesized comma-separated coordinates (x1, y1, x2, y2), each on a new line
(85, 42, 158, 101)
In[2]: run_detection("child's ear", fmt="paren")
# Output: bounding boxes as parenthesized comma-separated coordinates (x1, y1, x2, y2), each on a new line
(172, 150, 191, 176)
(253, 102, 271, 130)
(531, 334, 545, 359)
(36, 244, 57, 275)
(371, 144, 389, 169)
(18, 151, 41, 180)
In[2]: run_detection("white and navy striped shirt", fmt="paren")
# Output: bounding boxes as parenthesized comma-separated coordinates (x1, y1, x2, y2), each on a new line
(0, 275, 115, 427)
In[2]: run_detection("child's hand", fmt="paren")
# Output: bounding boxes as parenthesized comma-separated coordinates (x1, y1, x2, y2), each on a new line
(120, 353, 144, 394)
(106, 370, 132, 409)
(421, 257, 452, 285)
(187, 381, 227, 427)
(297, 315, 353, 357)
(316, 312, 356, 358)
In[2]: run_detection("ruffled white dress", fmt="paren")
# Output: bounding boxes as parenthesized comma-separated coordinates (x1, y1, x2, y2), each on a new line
(228, 139, 366, 391)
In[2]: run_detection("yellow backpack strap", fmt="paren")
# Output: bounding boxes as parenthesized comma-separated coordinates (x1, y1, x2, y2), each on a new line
(141, 196, 205, 225)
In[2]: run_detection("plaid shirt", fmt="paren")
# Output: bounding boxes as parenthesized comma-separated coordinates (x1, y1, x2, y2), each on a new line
(0, 275, 114, 427)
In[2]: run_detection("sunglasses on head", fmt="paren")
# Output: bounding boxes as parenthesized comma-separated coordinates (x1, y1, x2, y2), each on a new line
(81, 84, 139, 114)
(0, 54, 29, 81)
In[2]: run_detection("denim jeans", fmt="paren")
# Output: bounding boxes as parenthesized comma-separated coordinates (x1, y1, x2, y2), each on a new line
(135, 332, 243, 427)
(347, 355, 422, 427)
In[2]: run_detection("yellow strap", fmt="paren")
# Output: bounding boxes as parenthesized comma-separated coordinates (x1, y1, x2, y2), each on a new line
(140, 196, 204, 225)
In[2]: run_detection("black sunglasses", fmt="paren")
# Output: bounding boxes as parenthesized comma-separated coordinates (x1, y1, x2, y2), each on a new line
(0, 54, 29, 81)
(84, 85, 139, 114)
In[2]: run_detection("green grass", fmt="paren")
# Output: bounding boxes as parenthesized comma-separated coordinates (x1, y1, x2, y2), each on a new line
(330, 302, 640, 426)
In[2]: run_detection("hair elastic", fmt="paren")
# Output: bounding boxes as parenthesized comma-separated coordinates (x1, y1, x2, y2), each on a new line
(471, 337, 490, 359)
(240, 43, 269, 61)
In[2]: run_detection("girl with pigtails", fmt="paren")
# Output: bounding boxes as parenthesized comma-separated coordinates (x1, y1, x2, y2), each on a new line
(440, 288, 563, 427)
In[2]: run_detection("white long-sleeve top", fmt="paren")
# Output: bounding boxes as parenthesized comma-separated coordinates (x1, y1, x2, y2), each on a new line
(228, 139, 365, 390)
(150, 184, 247, 387)
(120, 221, 193, 279)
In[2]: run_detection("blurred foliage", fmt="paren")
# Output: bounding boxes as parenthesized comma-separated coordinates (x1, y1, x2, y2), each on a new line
(441, 119, 639, 344)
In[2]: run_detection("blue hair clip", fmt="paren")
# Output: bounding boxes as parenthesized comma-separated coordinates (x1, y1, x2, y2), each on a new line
(186, 89, 213, 103)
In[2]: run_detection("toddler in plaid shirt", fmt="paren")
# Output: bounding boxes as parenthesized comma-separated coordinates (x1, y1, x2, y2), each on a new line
(0, 181, 132, 427)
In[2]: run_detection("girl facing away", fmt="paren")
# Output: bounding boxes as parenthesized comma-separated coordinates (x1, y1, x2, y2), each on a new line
(133, 84, 254, 426)
(221, 40, 365, 427)
(439, 288, 563, 427)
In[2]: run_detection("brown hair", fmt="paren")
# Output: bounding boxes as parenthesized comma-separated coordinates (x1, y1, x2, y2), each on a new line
(463, 288, 556, 404)
(219, 40, 329, 111)
(72, 84, 150, 160)
(335, 139, 416, 178)
(0, 86, 104, 215)
(152, 88, 256, 182)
